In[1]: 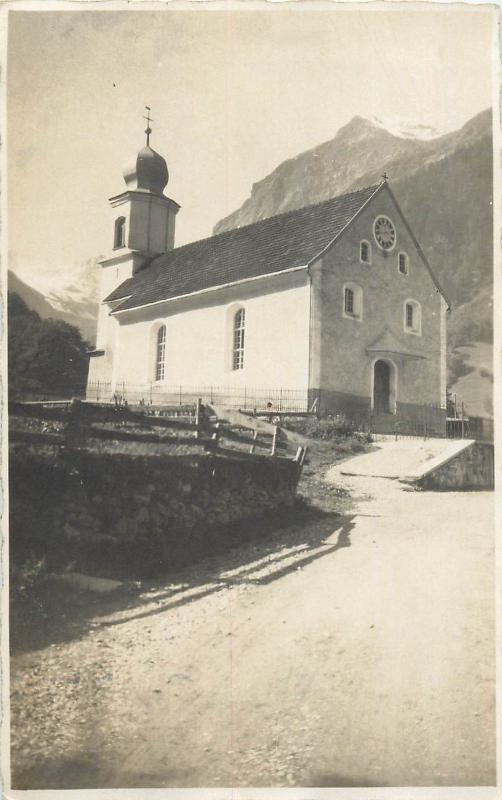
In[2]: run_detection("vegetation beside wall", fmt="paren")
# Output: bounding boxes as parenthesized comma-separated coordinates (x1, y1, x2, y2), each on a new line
(8, 292, 89, 399)
(282, 414, 372, 449)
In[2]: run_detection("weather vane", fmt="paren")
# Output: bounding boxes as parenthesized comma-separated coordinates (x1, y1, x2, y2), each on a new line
(144, 105, 154, 146)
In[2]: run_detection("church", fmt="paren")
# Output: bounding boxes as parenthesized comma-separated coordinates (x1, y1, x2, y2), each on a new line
(87, 127, 449, 424)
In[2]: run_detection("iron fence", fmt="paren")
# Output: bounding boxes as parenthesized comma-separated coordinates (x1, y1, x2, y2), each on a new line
(11, 382, 493, 443)
(86, 382, 311, 413)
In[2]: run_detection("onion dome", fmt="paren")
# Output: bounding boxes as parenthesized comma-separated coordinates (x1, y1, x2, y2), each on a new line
(122, 145, 169, 195)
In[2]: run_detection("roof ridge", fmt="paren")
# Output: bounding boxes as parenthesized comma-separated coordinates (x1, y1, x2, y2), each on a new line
(150, 182, 382, 262)
(105, 181, 384, 309)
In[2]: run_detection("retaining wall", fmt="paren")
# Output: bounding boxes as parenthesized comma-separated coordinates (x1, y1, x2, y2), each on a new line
(10, 446, 301, 577)
(417, 442, 494, 491)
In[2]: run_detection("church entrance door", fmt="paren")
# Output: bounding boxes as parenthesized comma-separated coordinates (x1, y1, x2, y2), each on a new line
(373, 359, 391, 414)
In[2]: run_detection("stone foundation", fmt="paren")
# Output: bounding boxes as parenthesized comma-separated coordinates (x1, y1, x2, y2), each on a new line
(10, 447, 301, 578)
(417, 442, 494, 491)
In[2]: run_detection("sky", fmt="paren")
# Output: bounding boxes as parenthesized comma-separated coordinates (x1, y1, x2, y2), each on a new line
(6, 5, 496, 295)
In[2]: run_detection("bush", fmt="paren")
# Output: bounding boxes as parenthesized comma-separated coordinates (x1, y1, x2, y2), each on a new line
(8, 291, 90, 400)
(10, 557, 48, 608)
(282, 413, 372, 442)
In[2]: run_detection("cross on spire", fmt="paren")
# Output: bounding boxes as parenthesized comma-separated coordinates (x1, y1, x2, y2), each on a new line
(381, 172, 389, 182)
(144, 105, 154, 146)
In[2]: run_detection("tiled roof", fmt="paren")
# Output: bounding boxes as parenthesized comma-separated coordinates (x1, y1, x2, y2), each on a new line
(107, 183, 382, 312)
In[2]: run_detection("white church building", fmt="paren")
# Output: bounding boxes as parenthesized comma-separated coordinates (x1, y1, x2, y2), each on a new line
(87, 130, 448, 423)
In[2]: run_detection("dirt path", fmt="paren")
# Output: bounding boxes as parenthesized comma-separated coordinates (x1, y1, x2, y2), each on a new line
(10, 454, 495, 789)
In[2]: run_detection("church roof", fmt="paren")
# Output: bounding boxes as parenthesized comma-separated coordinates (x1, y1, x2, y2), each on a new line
(107, 183, 383, 312)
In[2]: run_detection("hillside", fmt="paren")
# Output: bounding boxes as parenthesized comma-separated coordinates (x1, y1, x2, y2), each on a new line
(8, 266, 99, 345)
(8, 291, 89, 399)
(8, 271, 61, 321)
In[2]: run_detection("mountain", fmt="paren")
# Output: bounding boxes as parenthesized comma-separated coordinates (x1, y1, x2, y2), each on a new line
(8, 263, 99, 345)
(8, 271, 60, 321)
(214, 110, 492, 307)
(214, 109, 493, 415)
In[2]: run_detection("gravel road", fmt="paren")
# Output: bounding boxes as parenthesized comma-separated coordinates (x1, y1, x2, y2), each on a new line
(10, 449, 495, 789)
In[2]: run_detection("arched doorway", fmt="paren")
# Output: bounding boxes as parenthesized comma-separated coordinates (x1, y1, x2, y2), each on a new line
(373, 359, 392, 414)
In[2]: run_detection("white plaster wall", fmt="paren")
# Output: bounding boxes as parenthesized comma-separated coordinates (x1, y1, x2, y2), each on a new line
(95, 257, 139, 350)
(150, 201, 168, 253)
(108, 193, 174, 255)
(112, 273, 311, 392)
(127, 196, 149, 252)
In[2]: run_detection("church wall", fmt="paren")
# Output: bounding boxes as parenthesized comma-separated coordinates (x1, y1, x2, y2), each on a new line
(149, 199, 170, 253)
(127, 195, 151, 252)
(111, 271, 311, 393)
(311, 186, 445, 415)
(123, 194, 175, 254)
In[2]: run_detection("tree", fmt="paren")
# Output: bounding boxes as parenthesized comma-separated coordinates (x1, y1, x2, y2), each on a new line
(8, 292, 90, 399)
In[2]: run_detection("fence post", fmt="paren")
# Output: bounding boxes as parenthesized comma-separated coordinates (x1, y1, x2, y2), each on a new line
(461, 402, 465, 439)
(271, 425, 279, 456)
(423, 405, 427, 440)
(279, 388, 283, 412)
(244, 386, 247, 410)
(249, 430, 258, 454)
(195, 397, 202, 439)
(96, 381, 100, 402)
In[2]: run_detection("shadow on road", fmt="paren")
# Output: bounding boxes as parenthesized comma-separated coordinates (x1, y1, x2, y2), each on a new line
(11, 504, 355, 653)
(90, 509, 356, 630)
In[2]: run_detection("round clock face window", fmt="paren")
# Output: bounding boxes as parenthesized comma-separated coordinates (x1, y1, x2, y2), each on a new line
(373, 216, 396, 251)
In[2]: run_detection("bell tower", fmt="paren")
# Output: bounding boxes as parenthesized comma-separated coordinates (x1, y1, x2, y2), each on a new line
(94, 109, 180, 351)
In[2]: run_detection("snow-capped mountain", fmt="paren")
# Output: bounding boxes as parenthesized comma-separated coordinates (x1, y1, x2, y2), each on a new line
(8, 261, 99, 345)
(364, 115, 448, 141)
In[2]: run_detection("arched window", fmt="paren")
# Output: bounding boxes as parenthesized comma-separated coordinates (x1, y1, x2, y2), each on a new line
(232, 308, 245, 370)
(343, 283, 363, 320)
(114, 216, 126, 249)
(155, 325, 166, 381)
(404, 300, 421, 335)
(360, 240, 371, 264)
(398, 252, 409, 275)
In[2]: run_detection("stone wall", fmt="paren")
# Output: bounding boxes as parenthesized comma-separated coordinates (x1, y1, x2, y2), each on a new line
(10, 447, 301, 578)
(417, 442, 494, 491)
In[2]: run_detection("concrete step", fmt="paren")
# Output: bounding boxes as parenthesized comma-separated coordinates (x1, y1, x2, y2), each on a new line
(327, 438, 474, 481)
